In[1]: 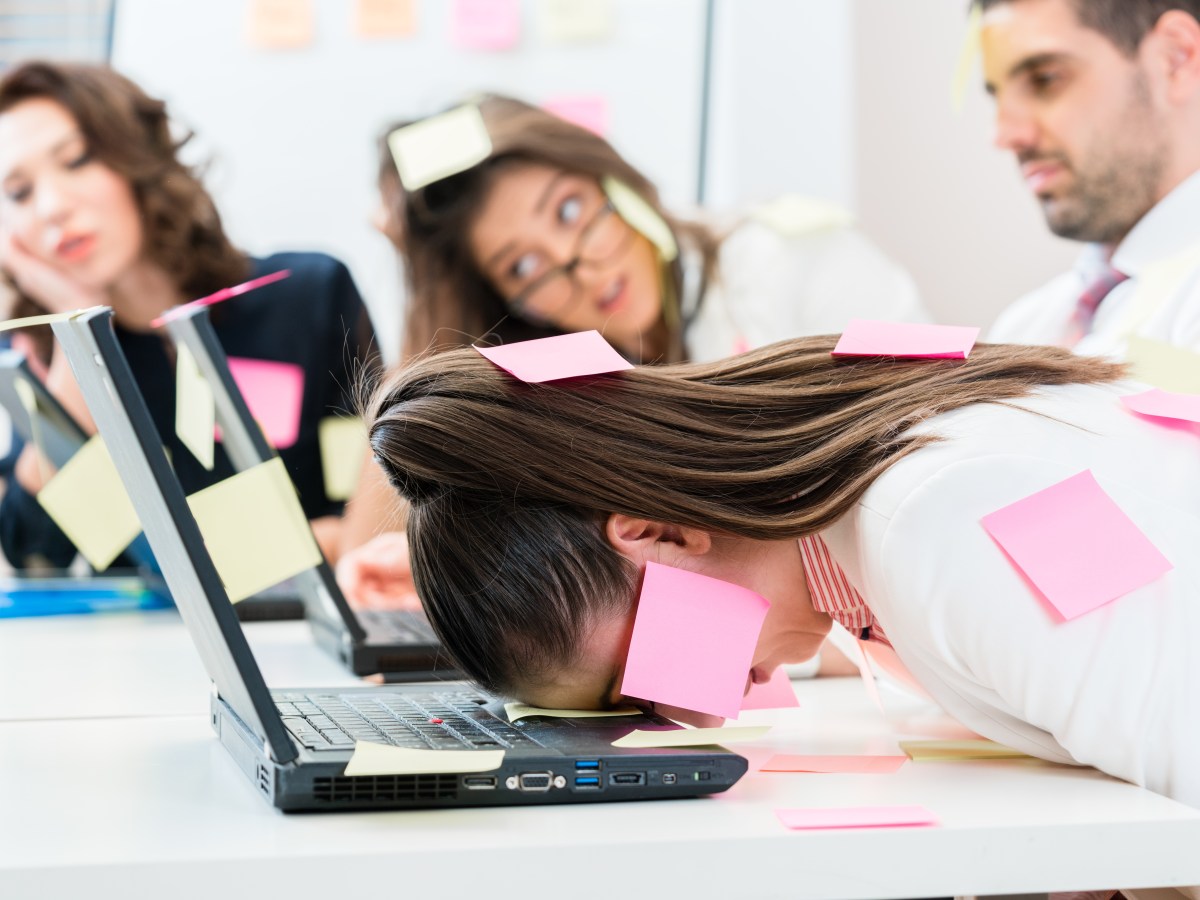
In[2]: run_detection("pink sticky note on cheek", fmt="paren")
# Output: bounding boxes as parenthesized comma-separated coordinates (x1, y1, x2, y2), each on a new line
(981, 470, 1172, 621)
(224, 357, 306, 449)
(620, 562, 770, 721)
(452, 0, 520, 49)
(832, 319, 979, 359)
(541, 96, 609, 136)
(740, 667, 800, 711)
(474, 331, 633, 382)
(775, 805, 937, 830)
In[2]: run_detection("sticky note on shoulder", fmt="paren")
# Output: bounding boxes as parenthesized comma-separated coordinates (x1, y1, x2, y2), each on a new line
(388, 105, 492, 191)
(1121, 388, 1200, 424)
(833, 320, 979, 359)
(1126, 336, 1200, 393)
(345, 742, 503, 776)
(475, 330, 632, 382)
(981, 470, 1172, 621)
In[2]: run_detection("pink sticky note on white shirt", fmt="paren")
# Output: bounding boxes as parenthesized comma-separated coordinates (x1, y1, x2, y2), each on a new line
(740, 667, 800, 711)
(776, 805, 937, 830)
(474, 331, 632, 383)
(981, 470, 1172, 621)
(832, 319, 979, 359)
(452, 0, 520, 49)
(542, 96, 609, 136)
(761, 754, 908, 775)
(226, 357, 305, 449)
(1121, 388, 1200, 423)
(621, 562, 770, 721)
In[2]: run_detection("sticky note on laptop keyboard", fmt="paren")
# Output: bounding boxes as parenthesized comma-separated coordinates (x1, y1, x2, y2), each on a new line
(344, 742, 504, 776)
(832, 320, 979, 359)
(474, 330, 632, 382)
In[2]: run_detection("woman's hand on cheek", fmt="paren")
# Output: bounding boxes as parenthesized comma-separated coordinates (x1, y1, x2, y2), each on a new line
(0, 229, 103, 315)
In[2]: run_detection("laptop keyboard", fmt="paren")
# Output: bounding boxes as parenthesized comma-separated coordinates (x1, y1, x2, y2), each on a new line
(356, 608, 439, 645)
(274, 690, 545, 752)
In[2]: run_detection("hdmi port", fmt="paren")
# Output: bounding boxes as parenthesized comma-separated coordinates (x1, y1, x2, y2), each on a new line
(609, 772, 645, 786)
(463, 776, 497, 790)
(518, 772, 553, 792)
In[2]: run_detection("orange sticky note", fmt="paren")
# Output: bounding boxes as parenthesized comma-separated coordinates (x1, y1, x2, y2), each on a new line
(355, 0, 416, 37)
(474, 331, 632, 382)
(776, 806, 937, 830)
(246, 0, 314, 49)
(761, 755, 907, 775)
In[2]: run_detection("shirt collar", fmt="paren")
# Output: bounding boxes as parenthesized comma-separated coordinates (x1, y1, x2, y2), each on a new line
(1109, 169, 1200, 277)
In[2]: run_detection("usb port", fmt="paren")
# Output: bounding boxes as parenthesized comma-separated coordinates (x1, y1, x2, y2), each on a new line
(574, 759, 600, 770)
(463, 776, 497, 790)
(573, 776, 601, 789)
(662, 773, 677, 785)
(609, 772, 645, 786)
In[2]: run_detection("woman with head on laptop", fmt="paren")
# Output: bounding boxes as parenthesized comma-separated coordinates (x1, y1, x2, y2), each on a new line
(363, 337, 1200, 807)
(0, 61, 378, 570)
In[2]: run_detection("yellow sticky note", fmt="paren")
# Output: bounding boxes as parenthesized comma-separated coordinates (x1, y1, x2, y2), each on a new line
(1126, 336, 1200, 394)
(175, 343, 215, 471)
(344, 742, 504, 776)
(752, 194, 854, 238)
(603, 176, 678, 262)
(318, 416, 367, 502)
(0, 307, 98, 333)
(899, 739, 1029, 761)
(387, 105, 492, 192)
(186, 457, 322, 603)
(355, 0, 416, 37)
(611, 726, 770, 748)
(952, 2, 983, 113)
(246, 0, 315, 49)
(504, 702, 640, 723)
(536, 0, 614, 43)
(13, 377, 51, 486)
(36, 434, 141, 571)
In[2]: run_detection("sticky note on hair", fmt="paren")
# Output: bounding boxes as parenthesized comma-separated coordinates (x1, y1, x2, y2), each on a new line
(620, 562, 770, 720)
(611, 725, 769, 748)
(536, 0, 614, 43)
(175, 343, 215, 470)
(474, 330, 632, 382)
(452, 0, 521, 50)
(1121, 388, 1200, 424)
(602, 176, 678, 262)
(752, 194, 853, 238)
(542, 95, 609, 136)
(226, 357, 304, 450)
(832, 320, 979, 359)
(760, 754, 907, 774)
(981, 470, 1172, 621)
(1126, 336, 1200, 393)
(186, 457, 322, 603)
(318, 416, 368, 501)
(387, 104, 493, 191)
(899, 739, 1029, 761)
(504, 702, 640, 723)
(740, 667, 800, 711)
(36, 434, 141, 571)
(776, 805, 937, 831)
(344, 742, 503, 776)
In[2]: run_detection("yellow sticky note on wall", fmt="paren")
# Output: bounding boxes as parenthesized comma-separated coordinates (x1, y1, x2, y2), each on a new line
(36, 434, 142, 571)
(752, 195, 854, 238)
(247, 0, 315, 49)
(355, 0, 416, 37)
(951, 2, 983, 113)
(387, 105, 492, 191)
(318, 416, 367, 501)
(175, 343, 216, 470)
(1126, 336, 1200, 394)
(344, 742, 504, 776)
(186, 457, 322, 603)
(536, 0, 614, 43)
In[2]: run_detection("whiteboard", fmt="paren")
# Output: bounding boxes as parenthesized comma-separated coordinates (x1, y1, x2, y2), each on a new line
(111, 0, 710, 362)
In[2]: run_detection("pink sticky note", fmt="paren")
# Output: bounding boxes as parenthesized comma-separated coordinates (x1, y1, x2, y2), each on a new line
(1121, 388, 1200, 424)
(452, 0, 520, 49)
(776, 805, 937, 830)
(832, 319, 979, 359)
(226, 357, 305, 449)
(740, 667, 800, 711)
(761, 754, 907, 774)
(151, 270, 291, 328)
(621, 562, 770, 721)
(474, 331, 632, 383)
(542, 96, 609, 136)
(981, 470, 1172, 621)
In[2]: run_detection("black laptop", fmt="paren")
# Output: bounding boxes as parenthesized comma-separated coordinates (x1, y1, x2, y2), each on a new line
(159, 305, 455, 679)
(50, 307, 748, 811)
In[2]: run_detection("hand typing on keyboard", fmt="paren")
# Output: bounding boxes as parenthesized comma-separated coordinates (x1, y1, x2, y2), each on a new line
(335, 531, 423, 611)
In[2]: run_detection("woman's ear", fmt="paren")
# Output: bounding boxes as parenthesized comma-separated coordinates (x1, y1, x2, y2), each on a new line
(604, 514, 712, 566)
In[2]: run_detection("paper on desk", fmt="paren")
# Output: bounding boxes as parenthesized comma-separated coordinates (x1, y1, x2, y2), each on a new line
(387, 104, 493, 191)
(536, 0, 614, 43)
(833, 319, 980, 359)
(760, 754, 908, 774)
(504, 702, 640, 722)
(318, 416, 367, 501)
(186, 457, 322, 603)
(621, 562, 770, 720)
(246, 0, 314, 48)
(226, 357, 304, 450)
(981, 470, 1172, 621)
(344, 742, 504, 776)
(752, 195, 853, 238)
(355, 0, 416, 37)
(775, 805, 938, 830)
(1126, 336, 1200, 393)
(899, 739, 1029, 761)
(175, 342, 215, 470)
(951, 1, 983, 113)
(1121, 388, 1200, 424)
(36, 434, 141, 571)
(452, 0, 520, 49)
(740, 667, 800, 711)
(475, 330, 632, 383)
(542, 95, 609, 136)
(612, 726, 770, 749)
(603, 176, 678, 262)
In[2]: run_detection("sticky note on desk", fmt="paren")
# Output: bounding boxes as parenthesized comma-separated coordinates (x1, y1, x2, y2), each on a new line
(981, 470, 1172, 621)
(504, 702, 640, 723)
(387, 105, 492, 191)
(475, 330, 632, 382)
(740, 667, 800, 711)
(833, 320, 979, 359)
(1126, 336, 1200, 393)
(760, 754, 907, 775)
(37, 434, 142, 571)
(318, 416, 367, 501)
(452, 0, 520, 50)
(227, 357, 304, 450)
(186, 457, 322, 603)
(899, 739, 1030, 761)
(176, 343, 215, 470)
(612, 726, 770, 749)
(344, 742, 504, 776)
(775, 805, 937, 831)
(1121, 388, 1200, 424)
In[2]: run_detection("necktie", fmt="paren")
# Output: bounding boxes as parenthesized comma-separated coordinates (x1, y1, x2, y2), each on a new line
(1062, 266, 1128, 348)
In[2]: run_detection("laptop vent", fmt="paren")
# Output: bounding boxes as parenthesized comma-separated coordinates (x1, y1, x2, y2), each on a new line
(312, 774, 457, 804)
(257, 764, 271, 796)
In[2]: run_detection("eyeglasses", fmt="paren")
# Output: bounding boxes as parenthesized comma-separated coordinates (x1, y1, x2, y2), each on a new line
(506, 200, 637, 320)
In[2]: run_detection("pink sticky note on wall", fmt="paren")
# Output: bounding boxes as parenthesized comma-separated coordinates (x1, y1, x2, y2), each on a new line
(542, 96, 609, 136)
(1121, 388, 1200, 424)
(621, 562, 770, 721)
(776, 805, 937, 830)
(740, 667, 800, 711)
(981, 470, 1172, 621)
(452, 0, 520, 49)
(832, 319, 979, 359)
(761, 755, 908, 775)
(227, 357, 305, 449)
(474, 331, 632, 382)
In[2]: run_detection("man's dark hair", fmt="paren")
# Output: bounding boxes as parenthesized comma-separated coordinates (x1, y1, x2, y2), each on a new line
(978, 0, 1200, 56)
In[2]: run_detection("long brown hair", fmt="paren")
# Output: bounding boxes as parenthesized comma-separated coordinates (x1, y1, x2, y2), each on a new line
(0, 61, 247, 357)
(365, 338, 1124, 693)
(378, 94, 721, 363)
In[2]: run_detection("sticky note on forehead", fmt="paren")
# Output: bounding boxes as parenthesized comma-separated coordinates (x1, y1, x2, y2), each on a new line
(981, 470, 1172, 621)
(474, 330, 632, 382)
(387, 105, 492, 191)
(833, 320, 979, 359)
(621, 562, 770, 721)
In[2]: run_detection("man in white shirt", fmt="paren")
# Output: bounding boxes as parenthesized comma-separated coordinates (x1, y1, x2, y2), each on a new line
(981, 0, 1200, 357)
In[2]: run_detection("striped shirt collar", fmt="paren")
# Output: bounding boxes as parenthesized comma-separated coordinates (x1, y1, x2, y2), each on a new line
(797, 533, 891, 648)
